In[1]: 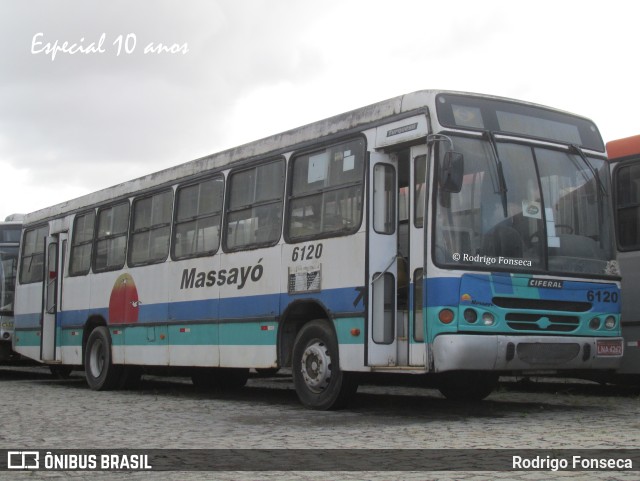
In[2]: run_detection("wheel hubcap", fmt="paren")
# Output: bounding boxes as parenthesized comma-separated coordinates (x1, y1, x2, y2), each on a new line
(300, 340, 332, 393)
(89, 339, 105, 378)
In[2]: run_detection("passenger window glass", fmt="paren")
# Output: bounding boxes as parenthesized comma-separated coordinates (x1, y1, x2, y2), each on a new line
(95, 202, 129, 271)
(287, 138, 365, 241)
(70, 211, 95, 276)
(174, 176, 224, 259)
(373, 164, 396, 234)
(225, 159, 284, 250)
(372, 272, 394, 344)
(130, 190, 173, 265)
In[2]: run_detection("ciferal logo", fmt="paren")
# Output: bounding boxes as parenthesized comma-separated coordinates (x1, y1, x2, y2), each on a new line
(7, 451, 39, 470)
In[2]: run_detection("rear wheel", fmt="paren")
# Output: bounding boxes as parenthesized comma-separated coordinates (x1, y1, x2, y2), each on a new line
(292, 320, 358, 410)
(437, 371, 498, 401)
(84, 326, 122, 390)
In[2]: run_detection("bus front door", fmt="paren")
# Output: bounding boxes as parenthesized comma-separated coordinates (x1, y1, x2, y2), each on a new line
(41, 233, 66, 362)
(367, 145, 427, 368)
(367, 152, 399, 366)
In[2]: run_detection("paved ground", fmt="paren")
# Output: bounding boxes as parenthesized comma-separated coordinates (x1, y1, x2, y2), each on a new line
(1, 365, 639, 480)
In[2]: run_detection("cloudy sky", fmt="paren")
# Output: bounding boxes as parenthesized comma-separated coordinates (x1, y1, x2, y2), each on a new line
(1, 0, 637, 221)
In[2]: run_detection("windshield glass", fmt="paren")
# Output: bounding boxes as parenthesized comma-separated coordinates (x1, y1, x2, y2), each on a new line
(434, 135, 616, 277)
(0, 245, 19, 315)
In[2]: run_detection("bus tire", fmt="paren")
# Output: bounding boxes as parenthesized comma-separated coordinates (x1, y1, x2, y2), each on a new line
(292, 320, 358, 410)
(437, 371, 498, 401)
(84, 326, 122, 391)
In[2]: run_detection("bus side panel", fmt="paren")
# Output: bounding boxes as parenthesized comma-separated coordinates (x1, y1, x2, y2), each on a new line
(216, 247, 281, 368)
(281, 232, 367, 372)
(168, 254, 221, 366)
(59, 274, 91, 364)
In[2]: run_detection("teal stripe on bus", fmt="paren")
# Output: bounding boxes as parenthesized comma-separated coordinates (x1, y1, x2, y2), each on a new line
(14, 329, 40, 347)
(24, 317, 366, 349)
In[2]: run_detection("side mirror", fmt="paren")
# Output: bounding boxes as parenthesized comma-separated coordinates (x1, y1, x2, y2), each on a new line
(439, 151, 464, 193)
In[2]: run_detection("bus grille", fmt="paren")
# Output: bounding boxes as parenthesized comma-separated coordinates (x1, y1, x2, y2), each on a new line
(505, 313, 580, 332)
(517, 342, 580, 365)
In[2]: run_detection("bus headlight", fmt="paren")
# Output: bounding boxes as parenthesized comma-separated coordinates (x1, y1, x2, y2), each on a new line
(589, 317, 601, 330)
(463, 309, 478, 324)
(482, 313, 495, 326)
(604, 316, 616, 330)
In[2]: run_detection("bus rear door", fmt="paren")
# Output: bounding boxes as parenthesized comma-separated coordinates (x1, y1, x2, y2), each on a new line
(41, 233, 66, 362)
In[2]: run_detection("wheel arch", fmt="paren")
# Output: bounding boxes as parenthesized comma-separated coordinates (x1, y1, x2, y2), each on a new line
(82, 315, 108, 366)
(278, 299, 336, 368)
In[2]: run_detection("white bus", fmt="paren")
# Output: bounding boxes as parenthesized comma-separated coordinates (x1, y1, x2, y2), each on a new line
(607, 135, 640, 381)
(14, 90, 623, 409)
(1, 214, 23, 360)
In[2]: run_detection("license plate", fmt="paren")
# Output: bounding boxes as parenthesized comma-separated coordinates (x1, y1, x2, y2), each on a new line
(596, 339, 623, 356)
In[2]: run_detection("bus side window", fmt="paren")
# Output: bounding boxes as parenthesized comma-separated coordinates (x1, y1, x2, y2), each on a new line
(287, 138, 365, 242)
(94, 201, 130, 272)
(173, 175, 224, 259)
(224, 159, 284, 251)
(129, 190, 173, 266)
(69, 210, 96, 276)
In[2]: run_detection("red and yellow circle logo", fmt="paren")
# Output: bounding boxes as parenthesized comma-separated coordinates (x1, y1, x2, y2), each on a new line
(108, 273, 140, 324)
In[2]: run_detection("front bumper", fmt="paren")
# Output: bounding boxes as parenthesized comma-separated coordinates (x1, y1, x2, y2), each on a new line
(432, 334, 623, 372)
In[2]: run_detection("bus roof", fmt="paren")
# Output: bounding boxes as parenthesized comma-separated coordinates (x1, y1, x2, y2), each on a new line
(21, 89, 599, 225)
(606, 135, 640, 161)
(24, 90, 436, 225)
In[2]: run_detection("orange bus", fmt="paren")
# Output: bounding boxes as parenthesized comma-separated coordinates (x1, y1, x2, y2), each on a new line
(608, 135, 640, 380)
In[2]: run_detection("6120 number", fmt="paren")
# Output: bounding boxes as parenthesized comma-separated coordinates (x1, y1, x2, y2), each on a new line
(587, 290, 619, 303)
(292, 243, 323, 262)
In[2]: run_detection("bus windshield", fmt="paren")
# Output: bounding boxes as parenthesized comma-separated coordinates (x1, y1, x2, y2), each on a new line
(0, 245, 18, 315)
(434, 135, 617, 278)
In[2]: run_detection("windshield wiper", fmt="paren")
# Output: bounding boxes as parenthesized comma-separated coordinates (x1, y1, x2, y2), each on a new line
(483, 131, 508, 218)
(569, 144, 607, 197)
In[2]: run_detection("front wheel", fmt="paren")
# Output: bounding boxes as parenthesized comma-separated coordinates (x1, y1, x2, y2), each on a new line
(437, 371, 498, 401)
(84, 326, 122, 390)
(292, 320, 358, 410)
